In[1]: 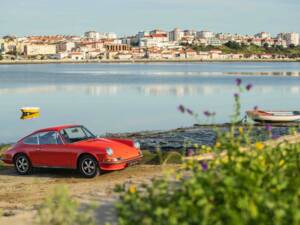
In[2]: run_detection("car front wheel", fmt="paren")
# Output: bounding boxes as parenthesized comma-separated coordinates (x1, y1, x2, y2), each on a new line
(79, 155, 99, 178)
(14, 154, 32, 175)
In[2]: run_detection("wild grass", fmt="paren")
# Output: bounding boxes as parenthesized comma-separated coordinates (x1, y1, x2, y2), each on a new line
(35, 186, 96, 225)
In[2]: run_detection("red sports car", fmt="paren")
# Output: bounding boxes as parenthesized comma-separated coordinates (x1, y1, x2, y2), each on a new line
(1, 125, 143, 178)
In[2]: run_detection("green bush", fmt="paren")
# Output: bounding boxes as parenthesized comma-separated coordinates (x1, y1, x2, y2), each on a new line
(36, 186, 95, 225)
(116, 137, 300, 225)
(0, 145, 10, 170)
(141, 150, 183, 165)
(116, 79, 300, 225)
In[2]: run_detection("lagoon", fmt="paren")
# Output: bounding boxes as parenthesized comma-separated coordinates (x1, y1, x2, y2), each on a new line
(1, 62, 300, 142)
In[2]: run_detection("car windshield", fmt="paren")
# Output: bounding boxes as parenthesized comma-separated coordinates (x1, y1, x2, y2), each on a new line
(60, 126, 96, 143)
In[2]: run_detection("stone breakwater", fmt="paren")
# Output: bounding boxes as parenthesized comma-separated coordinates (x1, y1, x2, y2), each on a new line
(105, 123, 300, 151)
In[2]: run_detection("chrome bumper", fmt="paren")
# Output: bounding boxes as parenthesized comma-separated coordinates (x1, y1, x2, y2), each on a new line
(101, 155, 142, 165)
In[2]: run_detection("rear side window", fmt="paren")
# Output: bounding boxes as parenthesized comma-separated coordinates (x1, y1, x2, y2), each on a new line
(23, 135, 39, 145)
(39, 131, 62, 145)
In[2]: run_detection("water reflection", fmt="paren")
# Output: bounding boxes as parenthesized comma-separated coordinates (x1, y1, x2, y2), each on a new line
(1, 62, 300, 142)
(1, 84, 300, 96)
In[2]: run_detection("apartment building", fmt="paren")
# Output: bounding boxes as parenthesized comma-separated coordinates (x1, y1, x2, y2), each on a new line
(24, 44, 56, 56)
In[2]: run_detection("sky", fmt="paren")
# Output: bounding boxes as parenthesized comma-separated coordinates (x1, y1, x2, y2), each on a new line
(1, 0, 300, 37)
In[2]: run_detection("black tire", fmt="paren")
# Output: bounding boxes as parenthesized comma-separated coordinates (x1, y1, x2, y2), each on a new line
(14, 154, 32, 175)
(78, 155, 99, 178)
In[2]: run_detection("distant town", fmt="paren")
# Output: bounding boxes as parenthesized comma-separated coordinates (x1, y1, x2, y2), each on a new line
(1, 29, 300, 62)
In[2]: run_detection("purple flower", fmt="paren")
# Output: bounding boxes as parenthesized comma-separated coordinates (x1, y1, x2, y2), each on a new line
(236, 78, 242, 86)
(186, 149, 195, 157)
(203, 111, 216, 117)
(234, 93, 239, 99)
(201, 162, 208, 171)
(246, 84, 253, 91)
(178, 105, 185, 113)
(186, 108, 193, 115)
(204, 111, 211, 117)
(265, 124, 273, 132)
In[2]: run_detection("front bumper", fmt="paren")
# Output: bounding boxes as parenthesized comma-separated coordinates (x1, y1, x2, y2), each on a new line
(99, 155, 142, 171)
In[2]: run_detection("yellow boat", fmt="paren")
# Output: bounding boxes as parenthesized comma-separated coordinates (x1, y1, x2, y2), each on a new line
(20, 107, 40, 114)
(20, 112, 40, 120)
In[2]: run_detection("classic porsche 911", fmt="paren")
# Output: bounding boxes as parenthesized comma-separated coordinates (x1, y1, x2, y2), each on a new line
(1, 125, 142, 178)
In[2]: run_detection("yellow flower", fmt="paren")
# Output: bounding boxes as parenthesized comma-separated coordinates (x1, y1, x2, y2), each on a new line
(255, 142, 264, 151)
(215, 142, 221, 148)
(129, 185, 137, 194)
(279, 160, 285, 166)
(239, 127, 244, 134)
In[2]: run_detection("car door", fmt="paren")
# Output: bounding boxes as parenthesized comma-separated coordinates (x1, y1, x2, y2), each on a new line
(22, 133, 42, 166)
(38, 131, 73, 168)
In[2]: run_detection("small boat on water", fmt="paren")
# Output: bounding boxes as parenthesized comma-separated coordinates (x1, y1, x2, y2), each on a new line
(20, 112, 40, 120)
(20, 107, 40, 114)
(246, 110, 300, 123)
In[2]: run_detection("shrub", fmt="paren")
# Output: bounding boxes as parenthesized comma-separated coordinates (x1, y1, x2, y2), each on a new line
(36, 186, 95, 225)
(116, 79, 300, 225)
(116, 134, 300, 225)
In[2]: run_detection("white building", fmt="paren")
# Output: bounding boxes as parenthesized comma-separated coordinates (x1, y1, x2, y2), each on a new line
(255, 32, 271, 39)
(24, 44, 57, 56)
(169, 28, 184, 42)
(207, 38, 223, 46)
(84, 31, 100, 40)
(105, 32, 117, 39)
(286, 33, 299, 46)
(277, 32, 299, 46)
(84, 31, 117, 40)
(69, 52, 86, 60)
(197, 31, 214, 39)
(57, 41, 75, 52)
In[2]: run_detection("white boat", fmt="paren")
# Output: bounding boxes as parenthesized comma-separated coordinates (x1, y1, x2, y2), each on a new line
(246, 110, 300, 123)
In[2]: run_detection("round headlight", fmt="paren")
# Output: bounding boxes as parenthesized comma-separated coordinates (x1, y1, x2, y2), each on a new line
(105, 147, 114, 156)
(134, 141, 141, 149)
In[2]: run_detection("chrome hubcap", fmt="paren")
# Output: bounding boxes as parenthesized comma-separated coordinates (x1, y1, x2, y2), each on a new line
(16, 157, 29, 173)
(82, 159, 96, 175)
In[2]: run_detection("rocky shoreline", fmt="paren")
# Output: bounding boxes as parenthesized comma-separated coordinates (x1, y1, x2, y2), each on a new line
(105, 123, 300, 151)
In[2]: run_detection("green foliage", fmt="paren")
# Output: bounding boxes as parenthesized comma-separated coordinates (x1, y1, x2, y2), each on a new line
(0, 145, 10, 170)
(224, 41, 244, 50)
(141, 150, 183, 165)
(116, 80, 300, 225)
(188, 42, 300, 57)
(36, 186, 96, 225)
(116, 141, 300, 225)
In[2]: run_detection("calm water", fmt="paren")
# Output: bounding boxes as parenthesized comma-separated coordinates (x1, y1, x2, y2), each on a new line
(1, 62, 300, 143)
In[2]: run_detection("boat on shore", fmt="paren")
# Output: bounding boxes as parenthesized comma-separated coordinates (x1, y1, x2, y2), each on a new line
(20, 107, 40, 114)
(246, 110, 300, 123)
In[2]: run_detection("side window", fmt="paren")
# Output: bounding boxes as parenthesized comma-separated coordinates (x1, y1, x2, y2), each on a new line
(39, 131, 62, 145)
(65, 127, 86, 139)
(23, 135, 39, 145)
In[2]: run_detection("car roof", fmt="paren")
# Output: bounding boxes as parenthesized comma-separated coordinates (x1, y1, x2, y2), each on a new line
(35, 124, 81, 133)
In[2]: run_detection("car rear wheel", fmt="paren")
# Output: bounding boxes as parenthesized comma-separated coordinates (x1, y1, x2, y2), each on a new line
(78, 155, 99, 178)
(14, 154, 32, 175)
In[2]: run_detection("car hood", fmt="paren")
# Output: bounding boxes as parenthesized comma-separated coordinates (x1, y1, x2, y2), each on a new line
(74, 138, 139, 158)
